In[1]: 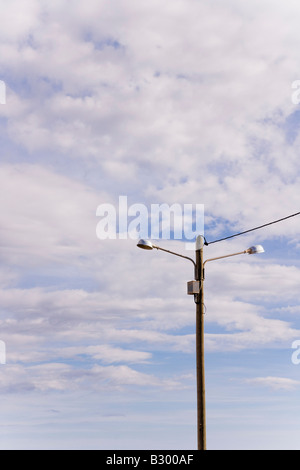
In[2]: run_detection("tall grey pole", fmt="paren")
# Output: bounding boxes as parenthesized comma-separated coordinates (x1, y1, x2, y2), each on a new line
(138, 237, 264, 450)
(195, 235, 206, 450)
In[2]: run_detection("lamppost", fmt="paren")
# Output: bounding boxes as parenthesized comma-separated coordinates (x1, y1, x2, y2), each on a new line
(137, 236, 265, 450)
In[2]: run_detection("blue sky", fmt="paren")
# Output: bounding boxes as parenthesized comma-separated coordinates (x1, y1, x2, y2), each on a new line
(0, 0, 300, 450)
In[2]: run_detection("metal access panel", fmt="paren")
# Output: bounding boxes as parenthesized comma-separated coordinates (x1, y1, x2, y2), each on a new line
(187, 280, 200, 295)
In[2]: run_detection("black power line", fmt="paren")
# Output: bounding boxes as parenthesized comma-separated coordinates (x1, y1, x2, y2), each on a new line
(205, 211, 300, 246)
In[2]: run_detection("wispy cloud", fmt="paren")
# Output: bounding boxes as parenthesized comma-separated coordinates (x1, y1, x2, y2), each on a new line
(1, 0, 300, 449)
(245, 376, 300, 391)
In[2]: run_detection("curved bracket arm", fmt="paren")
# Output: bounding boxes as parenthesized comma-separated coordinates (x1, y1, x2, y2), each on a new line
(153, 245, 196, 268)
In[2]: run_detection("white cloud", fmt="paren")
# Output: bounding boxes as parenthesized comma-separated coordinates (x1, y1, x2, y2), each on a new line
(0, 0, 40, 42)
(0, 0, 300, 449)
(1, 0, 299, 185)
(205, 260, 300, 303)
(59, 345, 152, 365)
(1, 0, 300, 244)
(245, 376, 300, 391)
(203, 258, 300, 351)
(0, 362, 185, 394)
(0, 164, 109, 266)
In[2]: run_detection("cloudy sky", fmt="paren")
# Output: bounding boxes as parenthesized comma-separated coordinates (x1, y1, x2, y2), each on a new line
(0, 0, 300, 450)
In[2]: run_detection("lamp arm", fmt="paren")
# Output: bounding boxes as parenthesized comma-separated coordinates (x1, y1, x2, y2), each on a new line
(153, 245, 196, 268)
(203, 250, 247, 268)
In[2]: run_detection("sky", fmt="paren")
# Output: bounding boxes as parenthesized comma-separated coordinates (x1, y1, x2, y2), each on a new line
(0, 0, 300, 450)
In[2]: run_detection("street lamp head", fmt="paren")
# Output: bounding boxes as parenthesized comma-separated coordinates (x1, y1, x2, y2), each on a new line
(137, 239, 154, 250)
(246, 245, 265, 255)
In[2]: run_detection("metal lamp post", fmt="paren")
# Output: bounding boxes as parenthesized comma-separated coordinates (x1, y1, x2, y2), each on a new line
(137, 236, 264, 450)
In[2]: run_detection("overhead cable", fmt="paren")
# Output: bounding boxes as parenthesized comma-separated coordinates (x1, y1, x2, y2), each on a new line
(205, 211, 300, 246)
